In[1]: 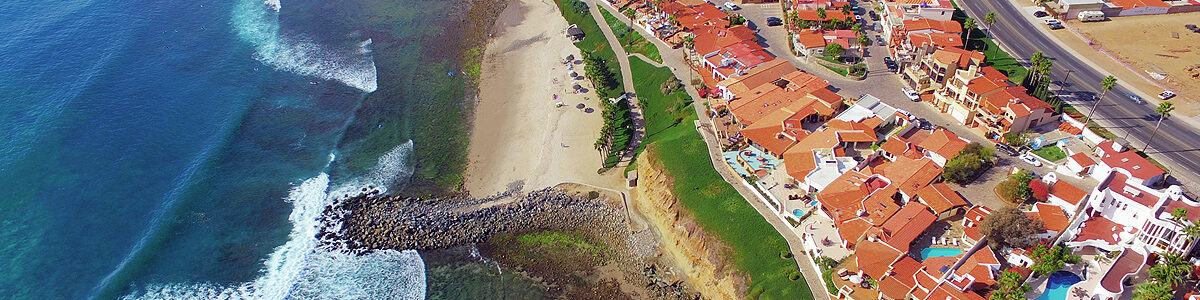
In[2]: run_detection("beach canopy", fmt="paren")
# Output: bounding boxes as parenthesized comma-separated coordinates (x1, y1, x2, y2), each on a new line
(576, 103, 586, 109)
(573, 84, 582, 90)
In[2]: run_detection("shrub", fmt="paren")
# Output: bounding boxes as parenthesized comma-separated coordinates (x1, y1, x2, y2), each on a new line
(1030, 180, 1048, 202)
(997, 169, 1036, 204)
(981, 206, 1046, 249)
(824, 43, 844, 58)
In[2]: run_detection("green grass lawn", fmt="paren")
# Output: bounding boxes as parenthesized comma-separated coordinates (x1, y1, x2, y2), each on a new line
(1032, 145, 1067, 162)
(627, 56, 812, 299)
(821, 64, 849, 76)
(553, 0, 624, 92)
(948, 3, 1029, 84)
(598, 9, 663, 64)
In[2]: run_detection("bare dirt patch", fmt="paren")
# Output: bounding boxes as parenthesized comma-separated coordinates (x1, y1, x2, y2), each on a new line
(1067, 12, 1200, 106)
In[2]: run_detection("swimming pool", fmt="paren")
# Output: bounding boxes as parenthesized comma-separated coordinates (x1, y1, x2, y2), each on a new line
(919, 247, 963, 261)
(1035, 271, 1082, 300)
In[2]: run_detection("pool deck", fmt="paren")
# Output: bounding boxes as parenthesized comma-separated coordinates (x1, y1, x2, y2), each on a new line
(1026, 259, 1099, 300)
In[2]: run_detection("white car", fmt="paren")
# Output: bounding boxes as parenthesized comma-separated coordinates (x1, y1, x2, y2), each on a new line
(724, 2, 740, 10)
(903, 88, 920, 101)
(1158, 91, 1176, 100)
(1043, 19, 1061, 25)
(1019, 153, 1042, 167)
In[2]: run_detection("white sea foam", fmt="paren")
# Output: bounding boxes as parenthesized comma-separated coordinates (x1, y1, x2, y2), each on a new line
(122, 142, 424, 299)
(232, 0, 378, 92)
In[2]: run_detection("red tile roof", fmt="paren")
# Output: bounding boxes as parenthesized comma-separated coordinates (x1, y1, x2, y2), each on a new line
(740, 118, 799, 155)
(908, 32, 964, 49)
(1074, 215, 1124, 244)
(879, 256, 924, 300)
(1030, 203, 1070, 232)
(1069, 152, 1096, 167)
(1100, 171, 1159, 207)
(692, 25, 757, 55)
(794, 29, 827, 48)
(838, 217, 873, 248)
(881, 202, 937, 252)
(856, 240, 905, 279)
(903, 19, 963, 34)
(1049, 180, 1087, 206)
(917, 182, 969, 215)
(878, 156, 942, 197)
(1096, 141, 1166, 181)
(881, 136, 917, 158)
(917, 128, 969, 161)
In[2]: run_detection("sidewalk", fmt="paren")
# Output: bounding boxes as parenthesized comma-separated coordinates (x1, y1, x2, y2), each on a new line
(586, 1, 830, 299)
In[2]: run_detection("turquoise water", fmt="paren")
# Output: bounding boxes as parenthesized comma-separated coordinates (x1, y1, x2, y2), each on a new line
(919, 247, 964, 261)
(0, 0, 499, 298)
(1035, 271, 1082, 300)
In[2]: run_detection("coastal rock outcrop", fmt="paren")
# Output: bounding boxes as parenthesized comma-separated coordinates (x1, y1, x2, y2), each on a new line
(317, 188, 625, 252)
(633, 151, 747, 300)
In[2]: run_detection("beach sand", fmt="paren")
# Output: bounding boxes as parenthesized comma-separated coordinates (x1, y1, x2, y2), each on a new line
(465, 0, 624, 196)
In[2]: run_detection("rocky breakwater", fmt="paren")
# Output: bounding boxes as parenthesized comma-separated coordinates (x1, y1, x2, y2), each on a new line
(317, 188, 625, 251)
(633, 150, 746, 299)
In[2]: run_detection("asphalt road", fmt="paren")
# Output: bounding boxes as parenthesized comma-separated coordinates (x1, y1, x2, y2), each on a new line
(960, 0, 1200, 190)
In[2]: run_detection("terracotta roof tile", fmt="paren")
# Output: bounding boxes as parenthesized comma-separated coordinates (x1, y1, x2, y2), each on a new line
(916, 182, 968, 215)
(1049, 180, 1087, 206)
(881, 202, 937, 252)
(856, 240, 905, 279)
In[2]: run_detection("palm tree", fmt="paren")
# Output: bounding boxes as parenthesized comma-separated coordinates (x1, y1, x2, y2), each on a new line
(841, 4, 852, 16)
(1143, 101, 1174, 153)
(963, 18, 976, 49)
(1083, 75, 1117, 126)
(1133, 282, 1174, 300)
(817, 7, 827, 21)
(985, 11, 997, 33)
(1149, 252, 1190, 286)
(1171, 208, 1191, 224)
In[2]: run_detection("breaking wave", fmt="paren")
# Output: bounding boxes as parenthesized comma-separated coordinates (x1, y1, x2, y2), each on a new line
(122, 142, 424, 299)
(232, 0, 378, 92)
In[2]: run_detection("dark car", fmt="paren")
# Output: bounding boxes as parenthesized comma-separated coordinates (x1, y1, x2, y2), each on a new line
(1186, 24, 1199, 32)
(1049, 23, 1064, 30)
(1034, 11, 1049, 18)
(767, 17, 783, 26)
(869, 11, 879, 21)
(996, 143, 1019, 156)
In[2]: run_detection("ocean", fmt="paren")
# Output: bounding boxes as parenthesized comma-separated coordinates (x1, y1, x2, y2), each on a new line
(0, 0, 524, 298)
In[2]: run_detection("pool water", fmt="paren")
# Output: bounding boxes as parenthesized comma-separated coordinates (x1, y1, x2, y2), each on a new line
(793, 209, 806, 217)
(1035, 271, 1082, 300)
(919, 247, 963, 261)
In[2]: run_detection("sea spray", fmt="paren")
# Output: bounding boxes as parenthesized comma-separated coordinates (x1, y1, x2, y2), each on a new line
(232, 0, 378, 92)
(123, 142, 425, 299)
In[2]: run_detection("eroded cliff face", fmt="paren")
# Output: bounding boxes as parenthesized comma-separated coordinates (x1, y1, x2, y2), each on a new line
(632, 152, 746, 300)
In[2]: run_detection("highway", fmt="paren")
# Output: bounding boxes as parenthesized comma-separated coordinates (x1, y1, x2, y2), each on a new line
(960, 0, 1200, 191)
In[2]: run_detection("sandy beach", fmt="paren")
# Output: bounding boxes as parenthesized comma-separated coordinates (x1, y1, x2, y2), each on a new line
(465, 0, 625, 196)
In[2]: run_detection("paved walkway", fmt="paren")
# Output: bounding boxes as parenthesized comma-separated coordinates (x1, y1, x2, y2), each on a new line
(586, 1, 830, 299)
(585, 3, 645, 166)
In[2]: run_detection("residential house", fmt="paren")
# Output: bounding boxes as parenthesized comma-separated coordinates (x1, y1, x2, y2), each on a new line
(1058, 172, 1200, 299)
(915, 128, 970, 167)
(961, 205, 991, 245)
(1041, 173, 1089, 214)
(1027, 203, 1070, 240)
(701, 41, 775, 80)
(793, 28, 828, 57)
(901, 47, 984, 95)
(915, 182, 969, 220)
(1092, 140, 1166, 186)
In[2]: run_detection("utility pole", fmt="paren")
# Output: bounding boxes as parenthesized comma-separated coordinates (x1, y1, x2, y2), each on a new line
(1059, 69, 1072, 93)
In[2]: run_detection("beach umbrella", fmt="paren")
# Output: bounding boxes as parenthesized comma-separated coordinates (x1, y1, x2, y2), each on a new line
(569, 71, 578, 78)
(584, 108, 594, 113)
(576, 103, 585, 109)
(848, 275, 863, 284)
(573, 84, 582, 90)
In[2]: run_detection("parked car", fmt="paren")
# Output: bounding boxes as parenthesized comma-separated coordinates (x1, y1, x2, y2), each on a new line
(1034, 11, 1049, 18)
(1187, 24, 1200, 33)
(856, 15, 863, 21)
(876, 35, 885, 45)
(1019, 153, 1043, 167)
(1127, 92, 1145, 104)
(1159, 91, 1176, 100)
(996, 143, 1019, 156)
(766, 17, 783, 26)
(869, 11, 879, 20)
(723, 2, 740, 10)
(903, 88, 920, 101)
(1048, 23, 1064, 30)
(886, 61, 898, 73)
